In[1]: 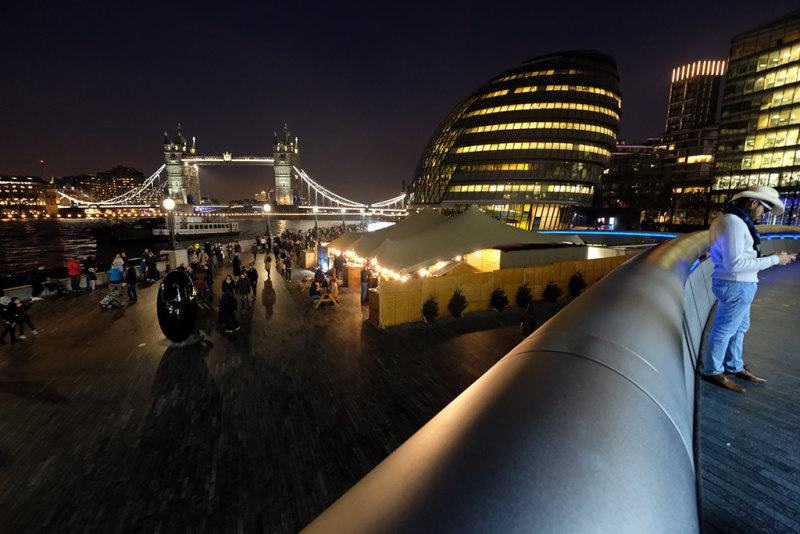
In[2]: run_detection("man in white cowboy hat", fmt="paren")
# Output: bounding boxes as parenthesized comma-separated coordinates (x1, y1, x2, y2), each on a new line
(702, 186, 796, 392)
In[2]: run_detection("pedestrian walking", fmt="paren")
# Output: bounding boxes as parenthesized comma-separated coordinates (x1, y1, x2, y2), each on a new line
(283, 254, 292, 281)
(221, 274, 235, 295)
(193, 266, 208, 300)
(360, 265, 371, 303)
(124, 264, 138, 304)
(247, 266, 258, 295)
(218, 291, 239, 333)
(237, 273, 251, 309)
(263, 253, 272, 280)
(10, 297, 38, 338)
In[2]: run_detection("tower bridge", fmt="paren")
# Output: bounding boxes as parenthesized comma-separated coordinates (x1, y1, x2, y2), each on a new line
(57, 124, 406, 215)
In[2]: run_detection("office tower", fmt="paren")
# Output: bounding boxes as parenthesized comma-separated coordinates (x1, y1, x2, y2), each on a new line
(713, 10, 800, 224)
(665, 60, 726, 133)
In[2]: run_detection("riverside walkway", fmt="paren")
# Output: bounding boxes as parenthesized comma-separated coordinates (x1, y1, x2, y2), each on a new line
(0, 257, 797, 533)
(0, 257, 567, 534)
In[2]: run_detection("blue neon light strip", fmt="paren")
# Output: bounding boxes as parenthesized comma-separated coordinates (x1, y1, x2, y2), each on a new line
(761, 234, 800, 240)
(538, 230, 680, 238)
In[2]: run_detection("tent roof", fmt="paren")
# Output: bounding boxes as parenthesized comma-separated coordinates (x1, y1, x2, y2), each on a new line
(332, 205, 583, 274)
(329, 208, 446, 258)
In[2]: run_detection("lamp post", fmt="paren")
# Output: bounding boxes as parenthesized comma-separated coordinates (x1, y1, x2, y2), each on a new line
(263, 203, 271, 235)
(313, 206, 319, 229)
(162, 197, 177, 249)
(341, 207, 346, 226)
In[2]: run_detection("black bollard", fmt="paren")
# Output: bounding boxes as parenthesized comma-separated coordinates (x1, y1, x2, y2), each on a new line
(156, 270, 198, 342)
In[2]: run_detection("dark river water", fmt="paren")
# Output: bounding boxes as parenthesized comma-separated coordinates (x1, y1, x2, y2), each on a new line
(0, 216, 354, 286)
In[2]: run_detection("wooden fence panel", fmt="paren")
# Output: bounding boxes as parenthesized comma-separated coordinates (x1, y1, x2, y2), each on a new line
(459, 272, 493, 313)
(375, 253, 638, 327)
(379, 278, 423, 327)
(422, 276, 460, 319)
(497, 267, 525, 307)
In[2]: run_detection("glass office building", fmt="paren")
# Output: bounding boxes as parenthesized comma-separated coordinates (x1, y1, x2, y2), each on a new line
(713, 10, 800, 225)
(409, 50, 621, 230)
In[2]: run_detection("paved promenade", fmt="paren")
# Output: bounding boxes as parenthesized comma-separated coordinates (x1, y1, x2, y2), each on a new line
(697, 261, 800, 534)
(0, 256, 567, 533)
(1, 255, 797, 533)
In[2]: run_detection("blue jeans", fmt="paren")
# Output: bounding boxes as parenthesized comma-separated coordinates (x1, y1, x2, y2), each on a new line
(703, 278, 758, 376)
(361, 282, 368, 301)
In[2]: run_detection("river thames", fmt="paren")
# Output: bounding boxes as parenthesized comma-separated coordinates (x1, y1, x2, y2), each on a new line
(0, 216, 353, 280)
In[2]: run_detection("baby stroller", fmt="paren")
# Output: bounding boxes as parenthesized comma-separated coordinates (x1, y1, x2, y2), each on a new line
(100, 289, 123, 309)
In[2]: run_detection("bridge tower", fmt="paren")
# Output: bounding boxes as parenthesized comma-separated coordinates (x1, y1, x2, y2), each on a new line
(163, 124, 200, 205)
(272, 124, 301, 205)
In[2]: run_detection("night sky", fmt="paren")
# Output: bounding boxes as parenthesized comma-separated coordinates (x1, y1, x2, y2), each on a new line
(2, 2, 798, 203)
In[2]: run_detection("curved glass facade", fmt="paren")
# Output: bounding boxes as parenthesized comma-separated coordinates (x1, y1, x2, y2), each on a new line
(409, 51, 621, 230)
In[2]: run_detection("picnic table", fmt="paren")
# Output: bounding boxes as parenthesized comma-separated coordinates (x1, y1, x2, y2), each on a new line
(314, 292, 339, 308)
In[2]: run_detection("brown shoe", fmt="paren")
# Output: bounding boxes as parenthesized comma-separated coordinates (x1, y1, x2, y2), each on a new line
(702, 373, 746, 393)
(734, 368, 766, 383)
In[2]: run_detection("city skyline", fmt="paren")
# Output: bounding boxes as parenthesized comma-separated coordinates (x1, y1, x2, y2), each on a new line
(2, 2, 799, 203)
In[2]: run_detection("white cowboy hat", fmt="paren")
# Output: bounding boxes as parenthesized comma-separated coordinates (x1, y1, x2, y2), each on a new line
(731, 186, 785, 215)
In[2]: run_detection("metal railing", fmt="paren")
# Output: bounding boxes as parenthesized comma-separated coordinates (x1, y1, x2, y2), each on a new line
(302, 225, 800, 533)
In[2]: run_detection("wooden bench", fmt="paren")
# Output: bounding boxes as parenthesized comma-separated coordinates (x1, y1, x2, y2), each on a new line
(299, 277, 313, 292)
(313, 292, 339, 308)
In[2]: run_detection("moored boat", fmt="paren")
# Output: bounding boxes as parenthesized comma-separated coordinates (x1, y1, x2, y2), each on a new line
(152, 216, 239, 240)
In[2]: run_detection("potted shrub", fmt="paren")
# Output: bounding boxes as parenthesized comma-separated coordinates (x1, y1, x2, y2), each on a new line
(543, 281, 563, 302)
(422, 295, 439, 323)
(568, 272, 587, 297)
(490, 287, 509, 312)
(447, 288, 468, 318)
(516, 283, 533, 308)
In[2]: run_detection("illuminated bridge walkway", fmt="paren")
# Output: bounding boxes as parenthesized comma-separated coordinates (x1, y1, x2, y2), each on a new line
(0, 242, 798, 532)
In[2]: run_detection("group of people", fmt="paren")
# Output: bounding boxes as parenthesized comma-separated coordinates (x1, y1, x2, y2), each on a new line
(217, 239, 264, 333)
(308, 266, 339, 303)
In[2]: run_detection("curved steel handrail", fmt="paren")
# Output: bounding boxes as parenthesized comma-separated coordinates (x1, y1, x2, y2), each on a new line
(302, 226, 800, 534)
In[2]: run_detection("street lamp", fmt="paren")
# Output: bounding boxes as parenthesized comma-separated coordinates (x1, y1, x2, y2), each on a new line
(162, 197, 177, 249)
(340, 207, 346, 226)
(263, 203, 271, 235)
(313, 206, 319, 229)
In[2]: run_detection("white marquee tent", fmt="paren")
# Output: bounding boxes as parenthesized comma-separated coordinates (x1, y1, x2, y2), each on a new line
(328, 206, 583, 274)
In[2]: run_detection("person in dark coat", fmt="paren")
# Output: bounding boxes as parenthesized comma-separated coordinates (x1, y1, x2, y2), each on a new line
(247, 266, 258, 296)
(84, 257, 97, 290)
(237, 273, 251, 309)
(218, 291, 239, 333)
(10, 297, 37, 338)
(221, 274, 235, 295)
(521, 302, 537, 337)
(283, 254, 292, 281)
(27, 265, 46, 297)
(0, 296, 18, 343)
(309, 280, 322, 301)
(124, 264, 138, 303)
(232, 254, 242, 277)
(314, 267, 328, 290)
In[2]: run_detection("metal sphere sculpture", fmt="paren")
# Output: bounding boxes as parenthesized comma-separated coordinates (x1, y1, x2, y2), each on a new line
(157, 270, 198, 342)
